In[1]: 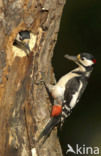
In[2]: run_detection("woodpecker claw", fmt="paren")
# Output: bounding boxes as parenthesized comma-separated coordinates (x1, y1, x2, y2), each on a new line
(35, 71, 47, 86)
(35, 79, 45, 85)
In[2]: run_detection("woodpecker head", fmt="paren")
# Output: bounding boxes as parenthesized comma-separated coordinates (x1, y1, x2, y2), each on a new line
(64, 53, 96, 70)
(14, 30, 31, 55)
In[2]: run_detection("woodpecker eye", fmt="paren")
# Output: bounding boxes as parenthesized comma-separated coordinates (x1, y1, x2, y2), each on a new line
(81, 57, 85, 61)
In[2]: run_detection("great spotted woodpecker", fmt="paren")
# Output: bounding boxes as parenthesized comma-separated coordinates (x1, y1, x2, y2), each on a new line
(38, 53, 96, 143)
(13, 30, 31, 55)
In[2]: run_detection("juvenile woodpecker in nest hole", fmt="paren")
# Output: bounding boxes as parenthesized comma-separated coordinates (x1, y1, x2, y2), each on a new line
(38, 53, 96, 144)
(13, 30, 31, 55)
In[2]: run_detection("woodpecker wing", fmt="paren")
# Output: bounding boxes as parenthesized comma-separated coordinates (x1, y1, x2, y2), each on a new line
(61, 76, 88, 125)
(75, 75, 88, 103)
(64, 77, 80, 107)
(64, 76, 88, 106)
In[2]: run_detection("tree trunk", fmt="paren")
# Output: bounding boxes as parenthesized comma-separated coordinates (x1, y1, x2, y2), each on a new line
(0, 0, 66, 156)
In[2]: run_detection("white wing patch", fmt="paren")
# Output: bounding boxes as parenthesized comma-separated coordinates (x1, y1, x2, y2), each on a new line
(70, 81, 83, 108)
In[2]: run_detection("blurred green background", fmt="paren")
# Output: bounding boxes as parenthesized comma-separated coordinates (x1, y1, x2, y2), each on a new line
(53, 0, 101, 156)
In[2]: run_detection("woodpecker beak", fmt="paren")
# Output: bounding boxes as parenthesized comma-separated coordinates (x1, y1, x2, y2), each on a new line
(14, 39, 30, 55)
(64, 54, 78, 62)
(23, 42, 30, 55)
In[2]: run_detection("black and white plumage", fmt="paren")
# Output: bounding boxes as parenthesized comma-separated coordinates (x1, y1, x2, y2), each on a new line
(13, 30, 31, 55)
(38, 53, 96, 143)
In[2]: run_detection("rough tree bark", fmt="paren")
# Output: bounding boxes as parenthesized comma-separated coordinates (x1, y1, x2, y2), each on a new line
(0, 0, 66, 156)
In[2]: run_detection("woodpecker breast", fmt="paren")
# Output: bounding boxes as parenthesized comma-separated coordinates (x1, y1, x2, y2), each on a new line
(52, 71, 79, 98)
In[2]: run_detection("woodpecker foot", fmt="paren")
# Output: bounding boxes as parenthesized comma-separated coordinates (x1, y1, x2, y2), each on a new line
(34, 71, 46, 85)
(34, 79, 46, 85)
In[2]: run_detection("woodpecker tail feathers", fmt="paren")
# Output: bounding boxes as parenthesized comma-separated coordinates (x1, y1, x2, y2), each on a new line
(37, 117, 60, 144)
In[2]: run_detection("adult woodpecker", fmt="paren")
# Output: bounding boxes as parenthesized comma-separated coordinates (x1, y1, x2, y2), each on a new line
(38, 53, 96, 143)
(13, 30, 31, 55)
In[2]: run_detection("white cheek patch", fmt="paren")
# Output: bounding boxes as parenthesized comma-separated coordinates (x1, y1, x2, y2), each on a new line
(80, 58, 93, 66)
